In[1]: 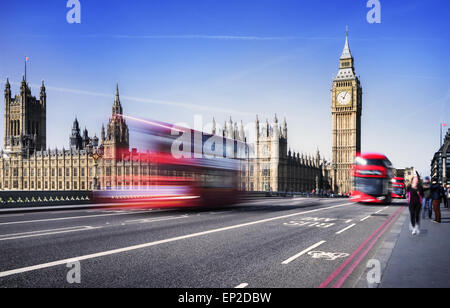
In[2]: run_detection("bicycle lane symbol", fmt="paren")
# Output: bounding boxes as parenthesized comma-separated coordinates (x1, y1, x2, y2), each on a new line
(308, 251, 349, 261)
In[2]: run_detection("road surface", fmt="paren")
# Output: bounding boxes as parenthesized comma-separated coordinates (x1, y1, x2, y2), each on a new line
(0, 197, 406, 288)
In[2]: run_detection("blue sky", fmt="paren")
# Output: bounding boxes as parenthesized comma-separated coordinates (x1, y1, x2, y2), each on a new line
(0, 0, 449, 176)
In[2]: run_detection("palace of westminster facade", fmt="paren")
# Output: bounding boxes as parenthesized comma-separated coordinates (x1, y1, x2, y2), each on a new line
(212, 116, 331, 192)
(0, 33, 360, 194)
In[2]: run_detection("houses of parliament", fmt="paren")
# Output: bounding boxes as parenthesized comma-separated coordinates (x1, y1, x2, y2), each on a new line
(0, 32, 359, 194)
(0, 77, 146, 192)
(0, 77, 330, 193)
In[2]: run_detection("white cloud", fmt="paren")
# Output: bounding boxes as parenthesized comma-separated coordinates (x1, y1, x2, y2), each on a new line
(8, 82, 253, 116)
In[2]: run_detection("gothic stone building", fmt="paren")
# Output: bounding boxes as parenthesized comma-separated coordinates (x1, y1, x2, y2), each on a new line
(212, 115, 331, 193)
(0, 79, 154, 192)
(1, 77, 330, 193)
(331, 32, 363, 194)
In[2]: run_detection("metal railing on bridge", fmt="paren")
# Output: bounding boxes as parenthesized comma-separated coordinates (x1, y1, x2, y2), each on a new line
(0, 191, 93, 208)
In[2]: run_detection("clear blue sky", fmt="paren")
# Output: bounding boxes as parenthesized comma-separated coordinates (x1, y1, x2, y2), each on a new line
(0, 0, 449, 176)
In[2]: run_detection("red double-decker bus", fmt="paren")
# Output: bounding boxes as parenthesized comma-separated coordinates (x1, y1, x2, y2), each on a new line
(93, 116, 247, 209)
(351, 153, 394, 205)
(391, 177, 406, 199)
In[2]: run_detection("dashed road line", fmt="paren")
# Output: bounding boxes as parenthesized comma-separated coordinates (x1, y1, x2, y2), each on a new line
(282, 241, 327, 265)
(124, 215, 189, 224)
(0, 211, 150, 226)
(335, 224, 357, 235)
(0, 226, 98, 241)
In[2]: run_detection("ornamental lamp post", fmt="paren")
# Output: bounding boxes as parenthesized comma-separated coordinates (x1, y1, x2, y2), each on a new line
(90, 147, 103, 190)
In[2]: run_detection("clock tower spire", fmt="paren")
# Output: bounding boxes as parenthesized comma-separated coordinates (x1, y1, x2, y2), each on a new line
(331, 29, 363, 194)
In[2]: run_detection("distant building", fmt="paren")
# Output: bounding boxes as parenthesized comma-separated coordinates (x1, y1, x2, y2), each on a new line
(394, 167, 416, 186)
(431, 129, 450, 185)
(394, 169, 405, 178)
(212, 116, 332, 193)
(403, 167, 416, 185)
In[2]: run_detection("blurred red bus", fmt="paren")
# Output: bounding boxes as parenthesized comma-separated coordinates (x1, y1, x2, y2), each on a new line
(93, 116, 247, 208)
(391, 177, 406, 199)
(350, 153, 394, 205)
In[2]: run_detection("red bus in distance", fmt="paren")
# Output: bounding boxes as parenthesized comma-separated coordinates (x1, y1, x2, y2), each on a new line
(351, 153, 394, 205)
(391, 177, 406, 199)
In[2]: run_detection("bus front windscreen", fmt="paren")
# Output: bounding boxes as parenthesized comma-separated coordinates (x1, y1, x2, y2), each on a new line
(354, 177, 385, 196)
(393, 186, 404, 195)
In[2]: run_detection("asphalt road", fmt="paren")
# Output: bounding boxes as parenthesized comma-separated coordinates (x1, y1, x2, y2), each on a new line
(0, 197, 407, 288)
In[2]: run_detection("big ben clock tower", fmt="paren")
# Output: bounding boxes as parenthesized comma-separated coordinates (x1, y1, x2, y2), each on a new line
(331, 29, 362, 194)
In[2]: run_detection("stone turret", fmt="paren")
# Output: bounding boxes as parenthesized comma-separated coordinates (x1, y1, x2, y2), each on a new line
(102, 84, 130, 159)
(4, 76, 46, 154)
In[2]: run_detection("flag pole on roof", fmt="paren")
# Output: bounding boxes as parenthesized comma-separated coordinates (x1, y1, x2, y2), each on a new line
(24, 56, 29, 82)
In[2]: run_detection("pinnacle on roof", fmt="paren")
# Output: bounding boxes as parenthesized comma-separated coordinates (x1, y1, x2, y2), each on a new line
(340, 27, 353, 60)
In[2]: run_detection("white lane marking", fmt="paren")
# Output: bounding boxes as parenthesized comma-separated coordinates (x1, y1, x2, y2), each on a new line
(209, 211, 233, 215)
(2, 215, 191, 240)
(124, 215, 189, 224)
(374, 207, 388, 214)
(0, 202, 351, 278)
(50, 210, 100, 215)
(335, 223, 357, 235)
(360, 206, 389, 222)
(0, 226, 89, 237)
(235, 283, 249, 288)
(0, 213, 25, 218)
(0, 211, 148, 226)
(282, 241, 327, 265)
(345, 219, 352, 223)
(0, 226, 98, 241)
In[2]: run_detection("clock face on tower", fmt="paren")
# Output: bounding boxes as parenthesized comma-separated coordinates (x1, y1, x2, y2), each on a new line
(337, 91, 352, 106)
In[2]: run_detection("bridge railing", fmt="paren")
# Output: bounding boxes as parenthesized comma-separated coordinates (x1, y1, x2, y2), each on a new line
(0, 191, 93, 208)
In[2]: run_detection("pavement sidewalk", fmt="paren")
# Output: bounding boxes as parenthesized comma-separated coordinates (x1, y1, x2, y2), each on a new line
(379, 204, 450, 288)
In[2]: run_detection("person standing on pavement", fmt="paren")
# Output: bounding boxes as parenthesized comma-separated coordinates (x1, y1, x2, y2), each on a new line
(407, 175, 424, 235)
(422, 177, 433, 219)
(430, 179, 442, 223)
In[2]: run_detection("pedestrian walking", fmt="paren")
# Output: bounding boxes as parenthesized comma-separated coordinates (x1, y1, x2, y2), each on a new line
(407, 175, 423, 235)
(430, 179, 442, 223)
(422, 177, 432, 219)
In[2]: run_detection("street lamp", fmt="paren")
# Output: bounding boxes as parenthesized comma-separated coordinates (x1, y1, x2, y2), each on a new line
(90, 147, 103, 190)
